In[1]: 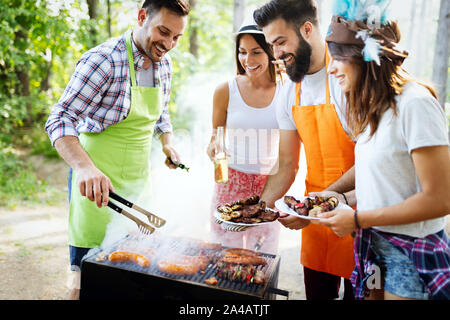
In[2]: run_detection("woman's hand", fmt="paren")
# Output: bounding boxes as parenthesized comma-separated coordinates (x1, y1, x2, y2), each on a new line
(312, 209, 356, 237)
(206, 136, 231, 162)
(206, 139, 217, 162)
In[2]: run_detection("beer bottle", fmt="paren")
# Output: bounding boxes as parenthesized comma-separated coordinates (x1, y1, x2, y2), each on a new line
(214, 126, 228, 183)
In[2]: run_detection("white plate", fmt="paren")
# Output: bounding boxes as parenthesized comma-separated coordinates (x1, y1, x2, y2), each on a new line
(275, 194, 352, 220)
(213, 208, 278, 232)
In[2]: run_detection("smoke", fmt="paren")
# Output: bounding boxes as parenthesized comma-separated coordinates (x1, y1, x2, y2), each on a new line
(97, 67, 307, 252)
(98, 70, 230, 250)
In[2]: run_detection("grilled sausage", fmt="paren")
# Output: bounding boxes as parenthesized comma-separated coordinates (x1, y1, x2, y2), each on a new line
(157, 255, 210, 276)
(158, 260, 199, 276)
(219, 255, 267, 266)
(221, 248, 261, 257)
(108, 251, 151, 268)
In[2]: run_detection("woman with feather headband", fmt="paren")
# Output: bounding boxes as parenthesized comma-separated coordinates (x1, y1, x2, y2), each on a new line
(314, 0, 450, 300)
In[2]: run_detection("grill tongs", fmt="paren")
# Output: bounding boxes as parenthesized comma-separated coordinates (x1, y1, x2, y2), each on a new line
(107, 191, 166, 235)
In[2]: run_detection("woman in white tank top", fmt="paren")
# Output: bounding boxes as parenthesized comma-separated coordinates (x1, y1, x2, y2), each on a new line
(207, 20, 283, 254)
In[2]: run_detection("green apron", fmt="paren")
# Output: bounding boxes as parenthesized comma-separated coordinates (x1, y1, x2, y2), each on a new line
(69, 31, 162, 248)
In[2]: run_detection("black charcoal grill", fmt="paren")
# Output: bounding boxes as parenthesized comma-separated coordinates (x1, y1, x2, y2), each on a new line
(80, 236, 288, 300)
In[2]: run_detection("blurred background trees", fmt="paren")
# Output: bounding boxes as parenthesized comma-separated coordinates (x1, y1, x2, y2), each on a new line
(0, 0, 448, 207)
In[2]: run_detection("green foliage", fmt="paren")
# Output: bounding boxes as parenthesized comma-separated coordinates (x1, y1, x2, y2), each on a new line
(0, 144, 43, 207)
(0, 0, 240, 207)
(0, 0, 74, 145)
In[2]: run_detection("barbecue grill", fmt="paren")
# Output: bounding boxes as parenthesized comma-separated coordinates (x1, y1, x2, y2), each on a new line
(80, 235, 289, 300)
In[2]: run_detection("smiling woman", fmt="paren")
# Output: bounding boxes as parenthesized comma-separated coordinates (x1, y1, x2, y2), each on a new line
(206, 18, 282, 254)
(316, 0, 450, 300)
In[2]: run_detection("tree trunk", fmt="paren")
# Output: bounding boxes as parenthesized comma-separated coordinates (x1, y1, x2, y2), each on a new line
(86, 0, 99, 46)
(407, 0, 418, 75)
(233, 0, 246, 33)
(417, 0, 427, 78)
(40, 49, 52, 92)
(14, 29, 31, 125)
(432, 0, 449, 109)
(188, 0, 198, 58)
(106, 0, 112, 38)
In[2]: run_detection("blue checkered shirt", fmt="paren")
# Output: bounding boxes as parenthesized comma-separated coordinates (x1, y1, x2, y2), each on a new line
(45, 32, 173, 145)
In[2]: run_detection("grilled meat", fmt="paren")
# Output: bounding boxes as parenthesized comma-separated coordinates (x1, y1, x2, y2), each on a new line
(216, 261, 265, 284)
(259, 209, 280, 222)
(242, 203, 264, 218)
(217, 196, 278, 224)
(284, 195, 339, 217)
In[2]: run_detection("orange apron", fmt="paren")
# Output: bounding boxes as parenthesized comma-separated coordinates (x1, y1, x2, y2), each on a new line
(292, 51, 355, 279)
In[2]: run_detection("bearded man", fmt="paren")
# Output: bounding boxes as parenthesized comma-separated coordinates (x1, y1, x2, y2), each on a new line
(254, 0, 356, 300)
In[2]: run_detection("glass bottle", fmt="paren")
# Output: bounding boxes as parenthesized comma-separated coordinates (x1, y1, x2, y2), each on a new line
(214, 126, 228, 183)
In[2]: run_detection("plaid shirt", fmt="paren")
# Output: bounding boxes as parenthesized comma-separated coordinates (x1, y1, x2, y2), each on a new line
(45, 32, 173, 145)
(351, 228, 450, 300)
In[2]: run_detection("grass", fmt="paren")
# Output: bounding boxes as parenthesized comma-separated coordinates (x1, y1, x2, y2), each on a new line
(0, 143, 66, 209)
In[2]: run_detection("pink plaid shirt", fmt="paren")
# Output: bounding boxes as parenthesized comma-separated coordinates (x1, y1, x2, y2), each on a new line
(45, 33, 173, 145)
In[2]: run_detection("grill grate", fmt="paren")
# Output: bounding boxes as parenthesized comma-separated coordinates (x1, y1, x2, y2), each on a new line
(80, 236, 283, 300)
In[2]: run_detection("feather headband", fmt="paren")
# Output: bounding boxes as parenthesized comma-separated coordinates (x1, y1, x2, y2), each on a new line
(325, 0, 408, 66)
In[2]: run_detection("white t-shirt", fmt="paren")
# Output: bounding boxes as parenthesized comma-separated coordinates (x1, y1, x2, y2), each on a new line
(355, 81, 449, 238)
(226, 78, 281, 175)
(275, 66, 351, 137)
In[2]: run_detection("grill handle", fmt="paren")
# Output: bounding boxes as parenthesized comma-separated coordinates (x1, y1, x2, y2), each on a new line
(267, 287, 290, 299)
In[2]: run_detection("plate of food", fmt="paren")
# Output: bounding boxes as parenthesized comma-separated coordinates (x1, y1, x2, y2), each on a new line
(214, 196, 280, 232)
(275, 194, 351, 220)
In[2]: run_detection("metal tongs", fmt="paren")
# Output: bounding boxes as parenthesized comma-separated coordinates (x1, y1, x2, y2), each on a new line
(107, 191, 166, 235)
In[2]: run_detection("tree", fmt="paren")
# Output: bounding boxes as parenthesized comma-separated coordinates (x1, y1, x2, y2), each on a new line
(189, 0, 199, 58)
(233, 0, 246, 32)
(407, 0, 418, 76)
(0, 0, 73, 142)
(87, 0, 100, 47)
(106, 0, 112, 38)
(432, 0, 449, 109)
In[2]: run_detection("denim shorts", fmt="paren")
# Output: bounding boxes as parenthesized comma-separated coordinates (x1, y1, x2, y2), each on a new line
(370, 232, 429, 299)
(69, 245, 91, 271)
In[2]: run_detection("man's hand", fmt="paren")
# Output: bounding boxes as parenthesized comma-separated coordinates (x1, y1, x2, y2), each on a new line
(76, 165, 114, 208)
(54, 136, 114, 208)
(308, 190, 345, 205)
(278, 214, 310, 230)
(160, 133, 181, 170)
(162, 144, 181, 169)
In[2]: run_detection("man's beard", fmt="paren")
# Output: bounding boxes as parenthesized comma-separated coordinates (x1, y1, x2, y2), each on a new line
(283, 33, 312, 83)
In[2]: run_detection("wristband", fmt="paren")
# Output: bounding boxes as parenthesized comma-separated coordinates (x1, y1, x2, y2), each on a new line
(340, 192, 348, 205)
(354, 209, 361, 229)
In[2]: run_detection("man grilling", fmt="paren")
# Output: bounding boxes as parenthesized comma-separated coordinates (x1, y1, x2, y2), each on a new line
(45, 0, 190, 299)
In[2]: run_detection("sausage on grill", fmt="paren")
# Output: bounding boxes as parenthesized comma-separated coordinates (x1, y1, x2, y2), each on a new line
(157, 254, 210, 276)
(108, 251, 151, 268)
(219, 248, 266, 266)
